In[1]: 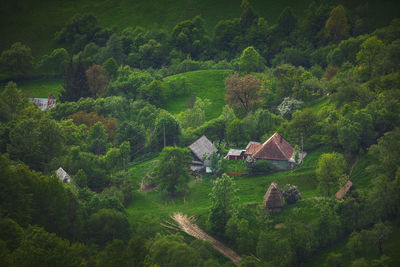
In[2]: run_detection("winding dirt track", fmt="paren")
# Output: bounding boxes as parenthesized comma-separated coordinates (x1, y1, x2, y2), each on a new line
(166, 213, 242, 266)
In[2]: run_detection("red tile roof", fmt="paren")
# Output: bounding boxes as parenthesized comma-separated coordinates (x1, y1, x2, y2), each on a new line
(252, 133, 294, 161)
(245, 142, 262, 155)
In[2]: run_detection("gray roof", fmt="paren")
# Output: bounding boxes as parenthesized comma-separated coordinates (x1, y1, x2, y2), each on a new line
(56, 167, 71, 183)
(227, 149, 245, 157)
(246, 141, 260, 150)
(189, 135, 218, 162)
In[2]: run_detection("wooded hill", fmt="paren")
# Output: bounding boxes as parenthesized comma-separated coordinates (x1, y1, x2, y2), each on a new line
(1, 0, 400, 266)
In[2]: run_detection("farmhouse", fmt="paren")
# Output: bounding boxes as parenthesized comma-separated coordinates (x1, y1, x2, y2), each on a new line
(246, 133, 302, 170)
(29, 93, 56, 111)
(188, 135, 218, 172)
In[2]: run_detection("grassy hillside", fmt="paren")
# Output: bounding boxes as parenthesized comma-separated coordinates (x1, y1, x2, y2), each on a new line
(126, 146, 326, 228)
(163, 69, 231, 120)
(2, 0, 400, 57)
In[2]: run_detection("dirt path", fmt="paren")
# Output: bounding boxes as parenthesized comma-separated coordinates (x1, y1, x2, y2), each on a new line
(163, 213, 242, 266)
(349, 155, 360, 176)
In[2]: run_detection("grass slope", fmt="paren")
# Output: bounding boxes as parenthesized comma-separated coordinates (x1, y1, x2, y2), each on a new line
(0, 78, 63, 99)
(163, 69, 231, 120)
(126, 147, 325, 228)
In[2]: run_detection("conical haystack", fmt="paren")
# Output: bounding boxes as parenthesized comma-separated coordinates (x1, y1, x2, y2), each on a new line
(263, 182, 283, 213)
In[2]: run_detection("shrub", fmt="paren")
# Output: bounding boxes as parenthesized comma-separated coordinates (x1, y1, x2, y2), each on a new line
(282, 184, 302, 204)
(246, 159, 276, 175)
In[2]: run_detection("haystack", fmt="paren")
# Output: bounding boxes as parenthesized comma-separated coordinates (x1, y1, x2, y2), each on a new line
(263, 182, 283, 213)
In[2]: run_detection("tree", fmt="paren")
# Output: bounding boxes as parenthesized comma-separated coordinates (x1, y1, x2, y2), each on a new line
(37, 48, 69, 76)
(87, 208, 130, 247)
(226, 118, 248, 147)
(0, 42, 33, 75)
(325, 5, 350, 43)
(152, 147, 192, 196)
(316, 153, 346, 196)
(86, 122, 108, 155)
(177, 97, 210, 129)
(277, 7, 297, 37)
(256, 231, 293, 266)
(208, 174, 238, 237)
(225, 72, 261, 113)
(337, 117, 362, 153)
(12, 226, 87, 266)
(239, 46, 264, 73)
(139, 79, 165, 107)
(103, 57, 118, 79)
(115, 121, 146, 159)
(149, 234, 203, 266)
(100, 33, 124, 64)
(371, 222, 392, 255)
(356, 36, 385, 78)
(153, 110, 180, 150)
(60, 56, 91, 102)
(86, 64, 110, 97)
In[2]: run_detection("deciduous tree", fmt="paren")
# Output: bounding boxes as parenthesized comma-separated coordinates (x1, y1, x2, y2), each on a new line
(152, 146, 192, 196)
(325, 5, 350, 43)
(0, 42, 33, 75)
(225, 72, 260, 113)
(86, 64, 110, 97)
(316, 152, 346, 196)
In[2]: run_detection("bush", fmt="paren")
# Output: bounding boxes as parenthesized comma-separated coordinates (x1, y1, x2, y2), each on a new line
(246, 159, 276, 175)
(282, 184, 302, 204)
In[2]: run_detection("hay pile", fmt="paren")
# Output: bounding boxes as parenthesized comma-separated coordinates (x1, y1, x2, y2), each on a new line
(264, 182, 283, 213)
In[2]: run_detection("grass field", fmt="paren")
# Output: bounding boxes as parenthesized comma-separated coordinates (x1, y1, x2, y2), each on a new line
(17, 78, 63, 99)
(126, 146, 325, 227)
(0, 78, 63, 99)
(163, 69, 231, 120)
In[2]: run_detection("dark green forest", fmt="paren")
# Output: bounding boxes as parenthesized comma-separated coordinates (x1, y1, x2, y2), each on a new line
(1, 0, 400, 266)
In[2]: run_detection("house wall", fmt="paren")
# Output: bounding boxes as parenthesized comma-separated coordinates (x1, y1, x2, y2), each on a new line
(267, 159, 291, 170)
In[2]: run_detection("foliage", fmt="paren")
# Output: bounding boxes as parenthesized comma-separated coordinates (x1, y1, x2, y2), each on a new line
(152, 146, 192, 196)
(0, 42, 33, 75)
(60, 56, 91, 102)
(208, 174, 238, 237)
(282, 184, 302, 204)
(324, 5, 350, 44)
(316, 152, 347, 196)
(87, 208, 130, 247)
(246, 158, 276, 175)
(152, 110, 181, 150)
(225, 72, 261, 113)
(239, 46, 265, 73)
(37, 48, 69, 76)
(277, 97, 303, 119)
(86, 64, 110, 97)
(356, 36, 386, 79)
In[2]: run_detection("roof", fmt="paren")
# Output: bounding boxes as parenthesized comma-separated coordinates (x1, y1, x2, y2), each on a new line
(226, 149, 245, 157)
(246, 141, 261, 150)
(189, 136, 218, 162)
(245, 142, 262, 155)
(56, 167, 71, 183)
(253, 133, 294, 161)
(29, 94, 56, 111)
(335, 181, 354, 200)
(263, 182, 283, 212)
